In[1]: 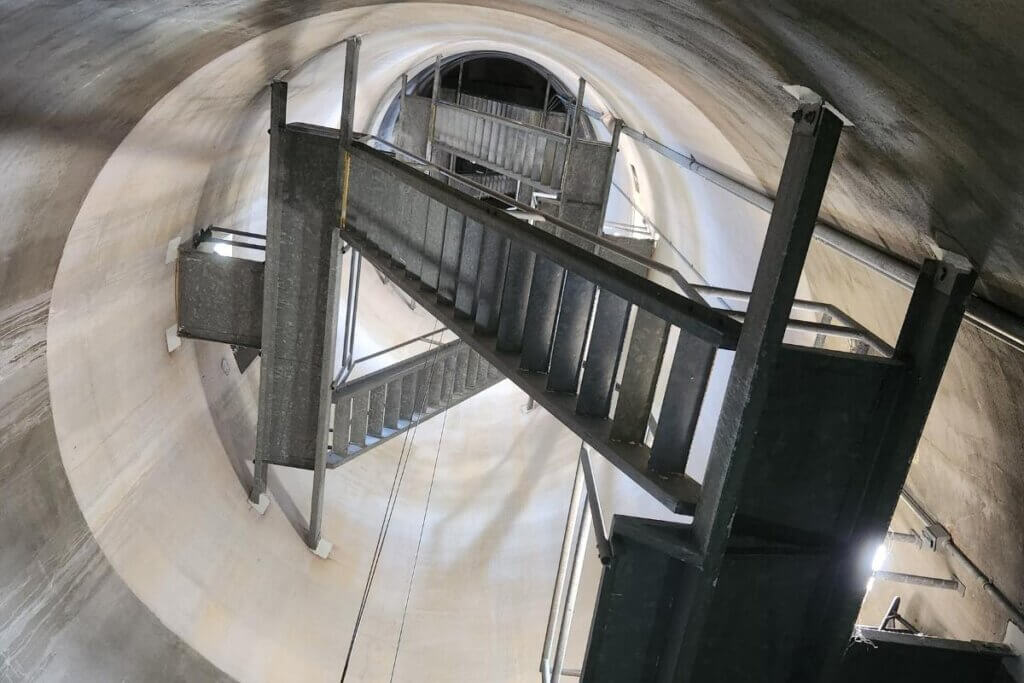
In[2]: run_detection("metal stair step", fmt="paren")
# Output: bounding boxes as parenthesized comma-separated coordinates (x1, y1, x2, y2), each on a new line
(474, 231, 510, 335)
(384, 378, 402, 429)
(547, 273, 597, 393)
(466, 351, 480, 389)
(333, 396, 353, 450)
(427, 359, 444, 407)
(610, 310, 670, 444)
(520, 257, 566, 372)
(649, 330, 716, 475)
(399, 372, 418, 421)
(454, 345, 470, 394)
(367, 385, 386, 437)
(577, 290, 631, 418)
(496, 244, 536, 352)
(350, 391, 369, 446)
(455, 219, 484, 318)
(440, 354, 458, 403)
(438, 210, 465, 304)
(413, 366, 430, 414)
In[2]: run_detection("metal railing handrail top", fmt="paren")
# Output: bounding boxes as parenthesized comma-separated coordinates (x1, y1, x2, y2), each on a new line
(332, 338, 463, 400)
(348, 135, 741, 347)
(429, 96, 573, 143)
(359, 134, 890, 356)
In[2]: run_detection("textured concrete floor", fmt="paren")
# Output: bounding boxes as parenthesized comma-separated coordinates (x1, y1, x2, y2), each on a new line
(2, 1, 1023, 681)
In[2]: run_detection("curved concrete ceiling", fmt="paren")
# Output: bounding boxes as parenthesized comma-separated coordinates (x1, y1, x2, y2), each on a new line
(2, 2, 1023, 681)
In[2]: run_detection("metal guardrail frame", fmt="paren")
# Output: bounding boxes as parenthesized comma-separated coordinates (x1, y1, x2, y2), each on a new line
(332, 338, 462, 401)
(540, 444, 610, 683)
(434, 98, 572, 143)
(348, 136, 741, 348)
(362, 135, 892, 356)
(615, 122, 1024, 356)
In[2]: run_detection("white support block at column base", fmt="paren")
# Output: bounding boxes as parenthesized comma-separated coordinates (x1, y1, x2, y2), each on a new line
(248, 492, 271, 516)
(310, 538, 333, 559)
(1005, 621, 1023, 682)
(165, 236, 182, 264)
(166, 325, 181, 353)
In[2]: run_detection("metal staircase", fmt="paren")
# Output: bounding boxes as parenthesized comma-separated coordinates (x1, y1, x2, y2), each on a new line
(200, 39, 991, 680)
(430, 96, 573, 193)
(331, 338, 502, 465)
(399, 89, 601, 195)
(340, 130, 739, 514)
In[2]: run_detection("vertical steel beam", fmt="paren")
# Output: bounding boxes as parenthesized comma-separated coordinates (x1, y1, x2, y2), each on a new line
(309, 36, 360, 551)
(580, 446, 612, 564)
(676, 102, 844, 675)
(251, 78, 288, 504)
(811, 258, 977, 681)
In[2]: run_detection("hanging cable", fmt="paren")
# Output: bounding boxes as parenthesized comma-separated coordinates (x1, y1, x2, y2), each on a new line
(339, 328, 448, 682)
(387, 350, 459, 682)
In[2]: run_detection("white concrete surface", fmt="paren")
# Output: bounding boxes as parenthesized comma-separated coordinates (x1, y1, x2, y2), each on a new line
(44, 6, 756, 681)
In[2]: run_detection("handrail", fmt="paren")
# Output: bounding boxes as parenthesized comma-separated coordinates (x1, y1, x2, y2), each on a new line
(334, 249, 362, 386)
(433, 97, 572, 143)
(347, 135, 740, 347)
(349, 329, 444, 367)
(360, 134, 891, 354)
(694, 286, 894, 356)
(332, 338, 462, 401)
(616, 123, 1024, 355)
(362, 134, 710, 305)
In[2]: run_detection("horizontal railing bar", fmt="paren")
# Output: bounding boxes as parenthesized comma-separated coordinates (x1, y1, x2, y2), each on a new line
(347, 137, 739, 348)
(716, 309, 892, 356)
(432, 141, 561, 196)
(619, 124, 1024, 356)
(360, 132, 889, 356)
(208, 226, 267, 241)
(203, 237, 265, 252)
(435, 99, 571, 143)
(695, 285, 894, 356)
(332, 338, 462, 400)
(349, 329, 445, 367)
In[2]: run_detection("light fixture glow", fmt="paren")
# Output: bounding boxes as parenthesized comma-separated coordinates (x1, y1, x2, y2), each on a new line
(871, 543, 889, 572)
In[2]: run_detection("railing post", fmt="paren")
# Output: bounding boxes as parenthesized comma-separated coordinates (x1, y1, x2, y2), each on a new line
(308, 36, 360, 554)
(597, 118, 623, 229)
(426, 55, 442, 162)
(397, 72, 407, 131)
(541, 457, 585, 683)
(560, 77, 586, 186)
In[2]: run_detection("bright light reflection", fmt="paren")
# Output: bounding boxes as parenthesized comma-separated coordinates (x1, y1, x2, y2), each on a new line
(871, 543, 889, 571)
(213, 242, 231, 256)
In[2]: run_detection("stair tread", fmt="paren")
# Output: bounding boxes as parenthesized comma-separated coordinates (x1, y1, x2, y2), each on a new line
(343, 229, 701, 514)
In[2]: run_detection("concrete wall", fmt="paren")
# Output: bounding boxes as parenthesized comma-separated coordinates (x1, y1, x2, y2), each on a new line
(2, 1, 1022, 681)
